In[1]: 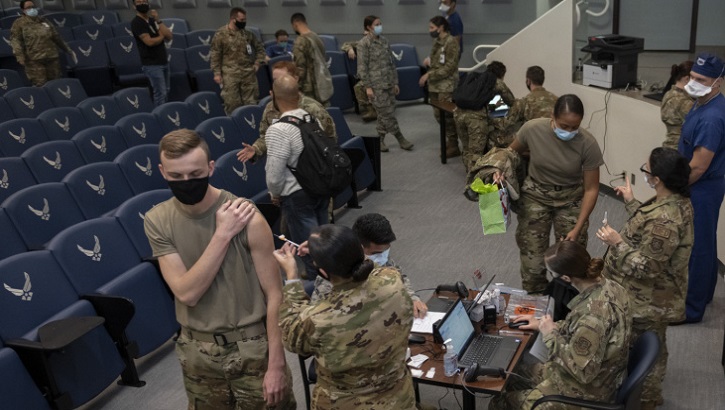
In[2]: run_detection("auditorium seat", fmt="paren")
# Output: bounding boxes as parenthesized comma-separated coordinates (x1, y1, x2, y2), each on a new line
(21, 140, 86, 183)
(72, 125, 129, 164)
(62, 162, 135, 219)
(196, 116, 244, 160)
(37, 106, 89, 141)
(113, 87, 155, 116)
(43, 78, 89, 107)
(114, 144, 167, 194)
(116, 112, 166, 147)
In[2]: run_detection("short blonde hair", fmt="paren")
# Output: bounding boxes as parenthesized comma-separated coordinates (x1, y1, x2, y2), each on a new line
(159, 129, 211, 161)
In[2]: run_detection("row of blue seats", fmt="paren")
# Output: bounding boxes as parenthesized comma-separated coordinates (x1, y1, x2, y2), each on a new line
(0, 190, 181, 408)
(0, 87, 231, 154)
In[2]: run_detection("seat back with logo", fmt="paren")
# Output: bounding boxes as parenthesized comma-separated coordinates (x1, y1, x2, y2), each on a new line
(0, 250, 127, 408)
(0, 157, 37, 204)
(325, 50, 347, 76)
(167, 47, 193, 101)
(0, 118, 50, 157)
(62, 162, 135, 219)
(113, 87, 154, 116)
(319, 34, 338, 52)
(196, 116, 243, 160)
(163, 18, 190, 34)
(80, 10, 120, 26)
(230, 104, 263, 146)
(72, 23, 114, 42)
(0, 68, 24, 97)
(67, 39, 114, 96)
(186, 91, 225, 122)
(184, 44, 211, 73)
(0, 207, 28, 261)
(211, 151, 268, 200)
(21, 140, 86, 183)
(164, 32, 187, 50)
(38, 107, 89, 141)
(1, 182, 85, 249)
(113, 188, 173, 259)
(152, 101, 200, 134)
(43, 78, 89, 107)
(105, 37, 145, 86)
(116, 112, 165, 147)
(4, 87, 54, 119)
(114, 144, 166, 194)
(45, 12, 83, 29)
(185, 29, 216, 47)
(111, 21, 133, 38)
(389, 43, 420, 68)
(72, 125, 128, 164)
(77, 96, 123, 126)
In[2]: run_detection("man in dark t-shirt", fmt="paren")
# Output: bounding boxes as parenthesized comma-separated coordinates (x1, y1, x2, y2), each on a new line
(131, 0, 172, 106)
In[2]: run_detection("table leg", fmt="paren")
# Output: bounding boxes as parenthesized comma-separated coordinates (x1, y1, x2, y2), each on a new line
(439, 107, 447, 164)
(463, 388, 476, 410)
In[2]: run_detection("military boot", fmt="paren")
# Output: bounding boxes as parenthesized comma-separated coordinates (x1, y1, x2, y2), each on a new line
(379, 135, 389, 152)
(446, 141, 461, 158)
(394, 132, 414, 150)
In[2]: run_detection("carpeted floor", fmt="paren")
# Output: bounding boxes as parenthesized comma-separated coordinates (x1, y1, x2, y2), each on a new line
(80, 103, 725, 410)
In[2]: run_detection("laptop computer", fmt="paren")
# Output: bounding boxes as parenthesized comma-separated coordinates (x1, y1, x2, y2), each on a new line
(438, 299, 521, 370)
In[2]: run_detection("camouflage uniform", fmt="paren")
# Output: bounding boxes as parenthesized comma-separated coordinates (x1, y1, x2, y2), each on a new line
(293, 32, 330, 105)
(341, 41, 376, 121)
(490, 278, 632, 410)
(515, 119, 603, 293)
(603, 194, 694, 407)
(249, 96, 336, 161)
(455, 79, 517, 171)
(357, 34, 403, 138)
(310, 257, 423, 307)
(486, 79, 517, 149)
(660, 86, 694, 150)
(494, 87, 558, 142)
(10, 14, 71, 87)
(279, 266, 416, 410)
(427, 33, 460, 153)
(210, 26, 266, 114)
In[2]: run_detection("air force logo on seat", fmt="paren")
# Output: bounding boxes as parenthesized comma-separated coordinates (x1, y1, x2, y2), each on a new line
(3, 272, 33, 301)
(28, 198, 50, 220)
(86, 175, 106, 195)
(77, 235, 102, 261)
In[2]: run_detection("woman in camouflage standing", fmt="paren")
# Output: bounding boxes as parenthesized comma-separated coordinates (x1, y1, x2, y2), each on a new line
(357, 15, 413, 152)
(660, 61, 694, 149)
(420, 16, 460, 158)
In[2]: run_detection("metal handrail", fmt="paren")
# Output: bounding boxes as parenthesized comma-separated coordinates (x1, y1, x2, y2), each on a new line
(459, 44, 499, 72)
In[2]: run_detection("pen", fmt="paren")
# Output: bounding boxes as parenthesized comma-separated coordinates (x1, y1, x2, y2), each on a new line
(602, 211, 608, 226)
(274, 234, 300, 248)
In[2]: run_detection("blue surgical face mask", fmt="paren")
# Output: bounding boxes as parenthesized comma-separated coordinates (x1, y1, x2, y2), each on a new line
(25, 8, 39, 17)
(373, 25, 383, 36)
(553, 125, 579, 141)
(367, 248, 390, 266)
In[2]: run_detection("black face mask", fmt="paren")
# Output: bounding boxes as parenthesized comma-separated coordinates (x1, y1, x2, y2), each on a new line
(430, 30, 440, 39)
(235, 21, 246, 30)
(167, 177, 209, 205)
(135, 4, 150, 13)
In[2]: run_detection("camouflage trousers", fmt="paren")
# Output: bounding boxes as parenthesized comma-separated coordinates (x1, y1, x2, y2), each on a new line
(429, 92, 457, 147)
(175, 332, 296, 410)
(662, 131, 680, 151)
(370, 86, 401, 136)
(454, 108, 493, 172)
(632, 320, 668, 406)
(488, 355, 563, 410)
(221, 71, 259, 115)
(354, 81, 376, 119)
(24, 57, 61, 87)
(516, 178, 588, 293)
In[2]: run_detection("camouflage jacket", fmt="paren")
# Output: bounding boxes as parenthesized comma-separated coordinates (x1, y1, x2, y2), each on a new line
(603, 194, 693, 323)
(252, 96, 336, 158)
(357, 34, 397, 90)
(540, 278, 631, 403)
(469, 147, 524, 201)
(292, 32, 327, 98)
(497, 87, 557, 135)
(209, 26, 265, 78)
(279, 266, 416, 409)
(10, 15, 70, 63)
(340, 41, 358, 54)
(310, 258, 422, 304)
(660, 86, 694, 150)
(427, 33, 459, 93)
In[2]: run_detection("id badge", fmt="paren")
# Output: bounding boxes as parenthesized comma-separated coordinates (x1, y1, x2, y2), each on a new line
(439, 53, 445, 64)
(246, 44, 252, 55)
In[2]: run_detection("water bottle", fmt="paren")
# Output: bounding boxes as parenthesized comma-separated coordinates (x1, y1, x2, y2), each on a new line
(443, 339, 458, 377)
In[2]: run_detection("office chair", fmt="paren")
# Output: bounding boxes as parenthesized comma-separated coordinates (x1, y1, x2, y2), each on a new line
(297, 354, 318, 410)
(531, 331, 660, 410)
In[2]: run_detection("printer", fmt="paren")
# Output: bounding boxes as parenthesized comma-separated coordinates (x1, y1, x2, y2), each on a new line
(581, 35, 645, 89)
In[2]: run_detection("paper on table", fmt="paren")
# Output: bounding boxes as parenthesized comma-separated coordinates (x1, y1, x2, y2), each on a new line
(411, 311, 446, 334)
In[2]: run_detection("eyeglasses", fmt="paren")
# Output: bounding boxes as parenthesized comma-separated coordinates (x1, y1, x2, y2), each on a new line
(639, 163, 651, 175)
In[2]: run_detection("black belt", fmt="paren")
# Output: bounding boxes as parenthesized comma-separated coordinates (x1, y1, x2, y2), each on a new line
(180, 321, 266, 346)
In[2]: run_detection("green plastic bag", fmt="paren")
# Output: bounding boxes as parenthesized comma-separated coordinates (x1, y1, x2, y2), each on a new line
(472, 178, 510, 235)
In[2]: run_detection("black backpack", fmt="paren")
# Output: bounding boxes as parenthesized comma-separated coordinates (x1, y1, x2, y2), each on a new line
(279, 114, 352, 198)
(453, 71, 498, 111)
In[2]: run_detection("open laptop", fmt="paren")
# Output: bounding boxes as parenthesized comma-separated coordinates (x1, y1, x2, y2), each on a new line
(438, 299, 521, 370)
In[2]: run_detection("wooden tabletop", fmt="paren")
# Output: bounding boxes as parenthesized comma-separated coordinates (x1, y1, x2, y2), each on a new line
(428, 99, 457, 113)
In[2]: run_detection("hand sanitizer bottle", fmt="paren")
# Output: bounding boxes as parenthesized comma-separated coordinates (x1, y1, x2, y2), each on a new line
(443, 338, 458, 377)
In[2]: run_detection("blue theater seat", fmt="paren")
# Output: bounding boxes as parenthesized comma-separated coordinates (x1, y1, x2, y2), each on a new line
(196, 116, 244, 160)
(116, 112, 166, 147)
(62, 162, 135, 219)
(114, 144, 167, 194)
(20, 140, 86, 183)
(37, 106, 89, 141)
(113, 87, 155, 116)
(72, 125, 129, 164)
(43, 78, 89, 107)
